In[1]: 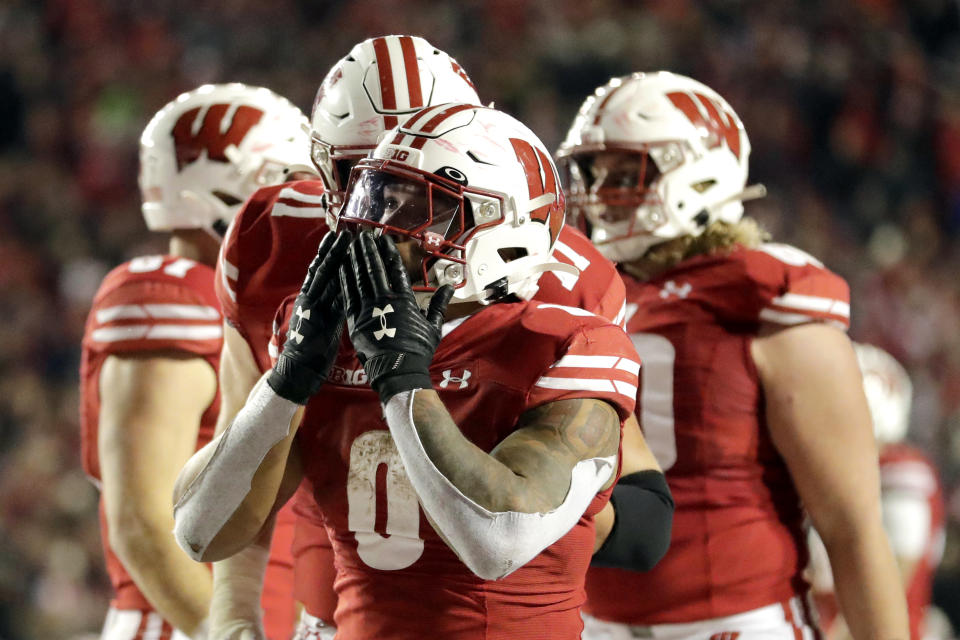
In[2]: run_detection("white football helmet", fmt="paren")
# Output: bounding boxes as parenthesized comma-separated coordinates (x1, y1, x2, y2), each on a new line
(557, 71, 762, 262)
(309, 35, 481, 201)
(139, 83, 311, 235)
(336, 103, 574, 305)
(854, 343, 913, 444)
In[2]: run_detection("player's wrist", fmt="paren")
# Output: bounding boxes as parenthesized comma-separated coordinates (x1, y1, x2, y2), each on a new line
(363, 352, 433, 404)
(267, 353, 325, 405)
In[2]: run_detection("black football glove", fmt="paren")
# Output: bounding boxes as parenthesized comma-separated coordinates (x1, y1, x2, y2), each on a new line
(267, 230, 352, 404)
(340, 232, 454, 404)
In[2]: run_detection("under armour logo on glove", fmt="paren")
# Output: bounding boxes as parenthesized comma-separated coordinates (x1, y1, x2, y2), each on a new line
(290, 305, 311, 344)
(341, 232, 454, 404)
(372, 305, 396, 340)
(266, 230, 353, 405)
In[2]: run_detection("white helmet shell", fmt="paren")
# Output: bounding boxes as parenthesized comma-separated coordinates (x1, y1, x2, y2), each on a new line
(337, 104, 569, 305)
(854, 342, 913, 444)
(309, 35, 481, 199)
(557, 71, 753, 262)
(139, 83, 311, 233)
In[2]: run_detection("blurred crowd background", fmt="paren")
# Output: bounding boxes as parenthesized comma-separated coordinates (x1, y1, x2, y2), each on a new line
(1, 0, 959, 637)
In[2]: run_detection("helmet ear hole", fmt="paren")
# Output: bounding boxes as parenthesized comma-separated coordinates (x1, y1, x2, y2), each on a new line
(692, 179, 716, 193)
(497, 247, 529, 263)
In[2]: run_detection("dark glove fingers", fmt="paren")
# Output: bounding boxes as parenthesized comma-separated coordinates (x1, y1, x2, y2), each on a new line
(426, 284, 454, 331)
(339, 263, 360, 318)
(349, 239, 374, 301)
(377, 234, 414, 294)
(359, 231, 392, 297)
(306, 230, 352, 302)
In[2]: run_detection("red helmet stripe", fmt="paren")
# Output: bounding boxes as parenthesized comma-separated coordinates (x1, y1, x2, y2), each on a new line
(409, 103, 476, 149)
(399, 36, 424, 108)
(372, 37, 397, 113)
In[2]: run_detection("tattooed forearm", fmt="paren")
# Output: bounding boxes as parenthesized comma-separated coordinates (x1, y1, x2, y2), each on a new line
(408, 391, 620, 513)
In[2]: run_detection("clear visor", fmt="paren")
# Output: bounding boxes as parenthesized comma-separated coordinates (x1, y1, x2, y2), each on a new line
(340, 167, 466, 243)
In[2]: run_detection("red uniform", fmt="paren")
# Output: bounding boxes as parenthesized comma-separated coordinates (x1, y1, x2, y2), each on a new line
(814, 443, 945, 640)
(219, 179, 628, 628)
(585, 243, 850, 625)
(272, 297, 638, 640)
(217, 179, 332, 634)
(80, 255, 222, 636)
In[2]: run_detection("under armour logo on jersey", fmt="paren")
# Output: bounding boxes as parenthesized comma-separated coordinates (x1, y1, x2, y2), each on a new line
(289, 305, 311, 344)
(439, 369, 472, 389)
(372, 305, 396, 340)
(659, 280, 692, 299)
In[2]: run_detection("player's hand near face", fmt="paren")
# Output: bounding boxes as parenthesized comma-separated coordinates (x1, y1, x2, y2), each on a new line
(340, 232, 453, 404)
(267, 229, 353, 404)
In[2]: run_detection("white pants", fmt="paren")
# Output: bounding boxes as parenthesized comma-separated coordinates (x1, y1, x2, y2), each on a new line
(582, 598, 819, 640)
(293, 610, 338, 640)
(100, 607, 192, 640)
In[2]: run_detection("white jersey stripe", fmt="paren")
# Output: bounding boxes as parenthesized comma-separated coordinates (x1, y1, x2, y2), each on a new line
(552, 240, 591, 271)
(277, 186, 327, 205)
(222, 258, 239, 280)
(535, 303, 596, 317)
(535, 376, 616, 393)
(97, 304, 219, 324)
(96, 305, 148, 323)
(92, 323, 222, 343)
(268, 341, 279, 360)
(613, 380, 638, 399)
(270, 202, 327, 219)
(220, 266, 237, 302)
(758, 308, 818, 325)
(551, 354, 641, 377)
(771, 293, 850, 318)
(614, 301, 627, 328)
(143, 304, 220, 320)
(143, 611, 164, 640)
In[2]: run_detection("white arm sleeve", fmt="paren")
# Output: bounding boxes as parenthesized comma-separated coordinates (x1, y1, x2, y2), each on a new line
(173, 376, 298, 561)
(881, 490, 931, 559)
(383, 389, 616, 580)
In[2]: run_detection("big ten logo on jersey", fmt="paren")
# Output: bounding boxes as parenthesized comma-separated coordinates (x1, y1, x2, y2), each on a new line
(327, 364, 368, 386)
(172, 103, 264, 170)
(347, 430, 423, 570)
(128, 255, 198, 278)
(666, 91, 741, 160)
(509, 137, 563, 243)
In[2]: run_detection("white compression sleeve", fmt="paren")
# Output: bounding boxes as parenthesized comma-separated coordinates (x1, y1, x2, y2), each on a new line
(383, 389, 616, 580)
(173, 376, 298, 560)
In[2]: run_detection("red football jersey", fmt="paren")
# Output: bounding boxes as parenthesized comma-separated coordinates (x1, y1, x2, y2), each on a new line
(813, 443, 945, 640)
(80, 255, 223, 612)
(585, 243, 851, 624)
(220, 178, 629, 628)
(216, 179, 333, 629)
(276, 299, 638, 640)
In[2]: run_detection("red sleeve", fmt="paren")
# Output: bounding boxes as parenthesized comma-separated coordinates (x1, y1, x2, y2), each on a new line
(86, 271, 222, 357)
(536, 225, 628, 325)
(523, 305, 640, 421)
(215, 179, 331, 371)
(747, 244, 851, 329)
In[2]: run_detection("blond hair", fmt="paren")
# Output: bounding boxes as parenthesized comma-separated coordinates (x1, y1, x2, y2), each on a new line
(637, 217, 770, 275)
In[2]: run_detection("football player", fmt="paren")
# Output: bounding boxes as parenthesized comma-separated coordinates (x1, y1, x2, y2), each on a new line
(209, 34, 650, 639)
(808, 344, 946, 640)
(556, 72, 909, 640)
(80, 84, 311, 639)
(174, 103, 673, 640)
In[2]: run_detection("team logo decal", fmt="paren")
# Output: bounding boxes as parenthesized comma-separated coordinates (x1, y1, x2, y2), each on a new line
(171, 103, 265, 170)
(659, 280, 692, 299)
(372, 305, 396, 340)
(666, 91, 742, 160)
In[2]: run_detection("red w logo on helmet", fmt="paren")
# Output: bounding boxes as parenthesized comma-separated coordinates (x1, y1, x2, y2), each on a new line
(171, 104, 265, 171)
(510, 138, 564, 244)
(666, 91, 742, 161)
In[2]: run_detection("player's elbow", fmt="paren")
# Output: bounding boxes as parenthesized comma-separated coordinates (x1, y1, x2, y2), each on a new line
(173, 500, 265, 563)
(591, 471, 675, 572)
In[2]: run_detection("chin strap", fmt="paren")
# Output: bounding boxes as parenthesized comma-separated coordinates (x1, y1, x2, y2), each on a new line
(715, 183, 767, 208)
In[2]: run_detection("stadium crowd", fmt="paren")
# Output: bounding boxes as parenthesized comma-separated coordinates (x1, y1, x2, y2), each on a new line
(0, 0, 958, 637)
